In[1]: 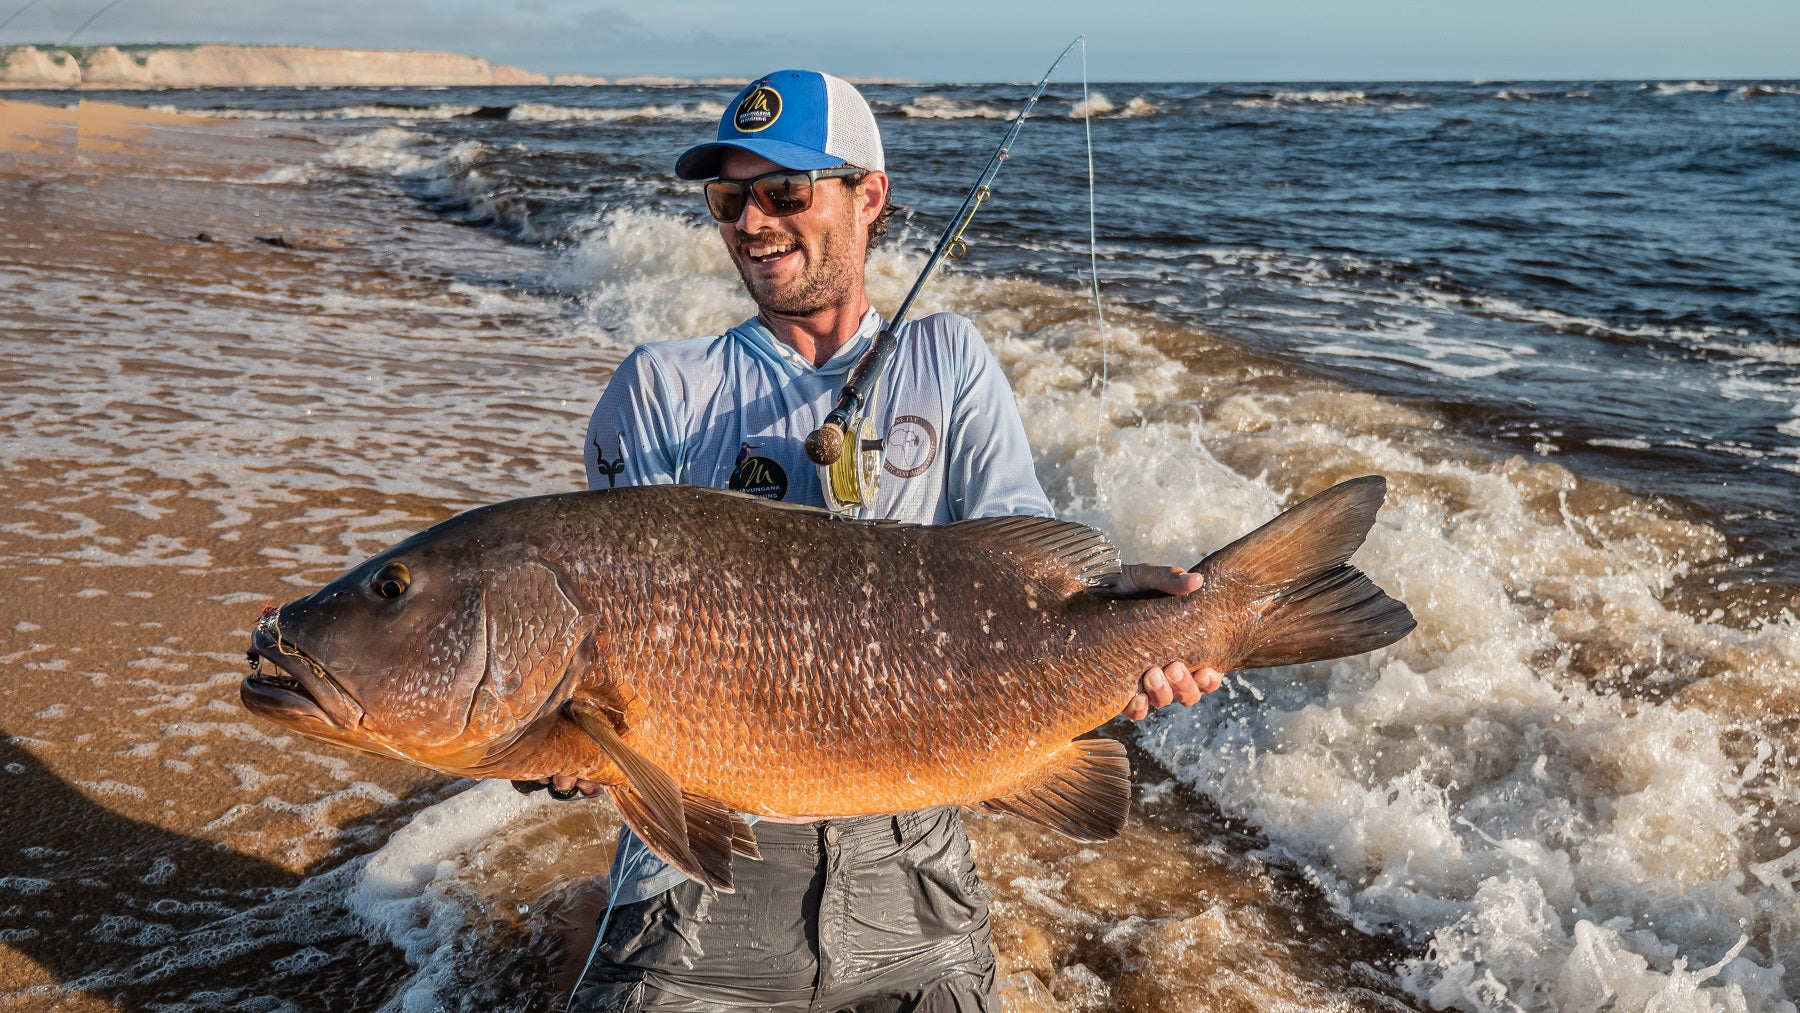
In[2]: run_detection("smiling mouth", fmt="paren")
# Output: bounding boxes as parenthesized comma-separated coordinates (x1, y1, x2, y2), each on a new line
(744, 238, 797, 263)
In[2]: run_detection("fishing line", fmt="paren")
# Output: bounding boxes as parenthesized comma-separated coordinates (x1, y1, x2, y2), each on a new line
(1079, 39, 1111, 502)
(565, 807, 647, 1012)
(0, 0, 44, 35)
(63, 0, 125, 46)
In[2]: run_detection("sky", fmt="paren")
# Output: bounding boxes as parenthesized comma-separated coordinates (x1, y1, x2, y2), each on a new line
(2, 0, 1797, 82)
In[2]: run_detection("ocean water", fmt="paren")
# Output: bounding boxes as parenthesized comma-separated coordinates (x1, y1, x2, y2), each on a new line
(2, 79, 1797, 1011)
(135, 78, 1800, 591)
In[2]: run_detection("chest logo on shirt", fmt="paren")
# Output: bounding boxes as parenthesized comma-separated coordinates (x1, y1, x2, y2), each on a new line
(882, 415, 938, 479)
(727, 442, 789, 500)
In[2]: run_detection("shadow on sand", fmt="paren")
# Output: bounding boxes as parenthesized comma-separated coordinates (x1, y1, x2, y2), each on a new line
(0, 735, 425, 1010)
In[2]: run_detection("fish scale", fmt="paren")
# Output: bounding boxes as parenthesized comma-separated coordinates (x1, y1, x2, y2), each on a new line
(243, 477, 1414, 890)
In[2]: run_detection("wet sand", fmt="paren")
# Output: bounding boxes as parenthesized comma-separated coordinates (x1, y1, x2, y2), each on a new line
(0, 100, 1425, 1009)
(0, 98, 565, 1006)
(0, 98, 467, 1006)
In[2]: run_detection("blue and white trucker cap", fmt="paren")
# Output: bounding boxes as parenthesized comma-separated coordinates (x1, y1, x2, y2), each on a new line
(675, 69, 885, 180)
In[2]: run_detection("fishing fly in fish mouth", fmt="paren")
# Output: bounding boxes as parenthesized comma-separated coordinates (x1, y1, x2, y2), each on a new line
(239, 46, 1413, 1013)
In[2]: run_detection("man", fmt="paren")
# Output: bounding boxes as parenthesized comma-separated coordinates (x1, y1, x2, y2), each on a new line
(561, 69, 1220, 1011)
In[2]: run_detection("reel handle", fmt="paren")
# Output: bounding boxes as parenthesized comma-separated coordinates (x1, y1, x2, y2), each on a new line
(805, 328, 899, 465)
(805, 420, 847, 466)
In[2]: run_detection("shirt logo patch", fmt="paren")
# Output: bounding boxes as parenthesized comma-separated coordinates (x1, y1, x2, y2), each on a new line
(727, 442, 789, 499)
(593, 448, 626, 488)
(883, 415, 938, 479)
(734, 85, 782, 133)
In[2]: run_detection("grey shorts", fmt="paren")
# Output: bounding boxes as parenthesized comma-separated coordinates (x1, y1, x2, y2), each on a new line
(568, 807, 998, 1013)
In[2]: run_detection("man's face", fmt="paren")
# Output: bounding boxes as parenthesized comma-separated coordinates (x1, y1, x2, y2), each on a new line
(715, 150, 880, 319)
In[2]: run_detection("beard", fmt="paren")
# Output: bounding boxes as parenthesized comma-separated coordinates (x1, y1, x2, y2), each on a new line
(731, 216, 864, 318)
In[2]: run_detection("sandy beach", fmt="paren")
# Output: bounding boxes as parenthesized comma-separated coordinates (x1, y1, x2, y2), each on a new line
(0, 100, 1425, 1010)
(4, 91, 1795, 1011)
(0, 98, 580, 1007)
(1, 97, 470, 1006)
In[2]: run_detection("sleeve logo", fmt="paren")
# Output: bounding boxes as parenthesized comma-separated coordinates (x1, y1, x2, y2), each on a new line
(594, 455, 626, 488)
(591, 436, 626, 488)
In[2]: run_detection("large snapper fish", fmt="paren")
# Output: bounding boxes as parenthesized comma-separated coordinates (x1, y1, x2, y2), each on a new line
(242, 477, 1414, 890)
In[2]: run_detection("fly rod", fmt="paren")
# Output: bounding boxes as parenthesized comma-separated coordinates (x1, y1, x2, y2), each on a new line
(803, 37, 1084, 469)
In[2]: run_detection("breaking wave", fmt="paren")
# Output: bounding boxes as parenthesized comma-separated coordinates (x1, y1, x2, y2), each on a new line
(1642, 81, 1726, 95)
(507, 101, 725, 122)
(889, 94, 1016, 119)
(1227, 89, 1432, 111)
(1066, 92, 1162, 118)
(153, 102, 487, 121)
(149, 100, 726, 124)
(543, 208, 1800, 1010)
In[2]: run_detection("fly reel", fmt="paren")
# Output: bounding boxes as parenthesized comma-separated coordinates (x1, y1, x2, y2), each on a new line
(820, 414, 884, 513)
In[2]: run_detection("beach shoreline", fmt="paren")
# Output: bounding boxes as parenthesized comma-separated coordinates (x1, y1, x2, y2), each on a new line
(0, 98, 603, 1006)
(3, 92, 1793, 1011)
(0, 99, 470, 1004)
(0, 99, 1428, 1011)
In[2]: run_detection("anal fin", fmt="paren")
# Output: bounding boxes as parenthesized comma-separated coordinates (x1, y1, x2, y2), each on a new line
(979, 738, 1132, 842)
(726, 809, 761, 861)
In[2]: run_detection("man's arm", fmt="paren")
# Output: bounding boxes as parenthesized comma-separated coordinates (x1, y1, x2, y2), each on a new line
(942, 318, 1225, 720)
(584, 348, 683, 491)
(941, 319, 1056, 520)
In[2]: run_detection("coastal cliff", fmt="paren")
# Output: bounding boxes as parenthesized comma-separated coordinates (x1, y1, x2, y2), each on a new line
(0, 44, 551, 88)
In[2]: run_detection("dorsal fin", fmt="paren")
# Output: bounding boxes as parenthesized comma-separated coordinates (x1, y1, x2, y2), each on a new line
(978, 737, 1132, 842)
(940, 515, 1121, 595)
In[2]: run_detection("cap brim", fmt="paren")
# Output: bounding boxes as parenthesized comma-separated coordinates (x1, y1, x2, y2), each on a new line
(674, 139, 849, 180)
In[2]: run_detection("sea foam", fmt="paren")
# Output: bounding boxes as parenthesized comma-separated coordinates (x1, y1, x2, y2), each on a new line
(319, 207, 1800, 1010)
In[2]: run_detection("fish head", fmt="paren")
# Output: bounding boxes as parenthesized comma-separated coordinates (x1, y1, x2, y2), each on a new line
(240, 507, 593, 775)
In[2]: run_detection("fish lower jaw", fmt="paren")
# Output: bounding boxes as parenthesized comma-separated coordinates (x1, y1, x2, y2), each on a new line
(240, 673, 339, 728)
(242, 637, 364, 730)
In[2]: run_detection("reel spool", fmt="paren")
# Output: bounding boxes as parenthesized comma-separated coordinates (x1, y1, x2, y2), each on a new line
(820, 414, 884, 513)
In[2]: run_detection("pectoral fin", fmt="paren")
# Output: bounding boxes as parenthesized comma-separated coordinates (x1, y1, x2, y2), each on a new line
(605, 786, 727, 892)
(979, 738, 1132, 842)
(681, 791, 763, 864)
(567, 698, 685, 838)
(566, 698, 743, 890)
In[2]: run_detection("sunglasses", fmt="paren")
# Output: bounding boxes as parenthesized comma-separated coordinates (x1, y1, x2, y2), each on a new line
(703, 166, 864, 223)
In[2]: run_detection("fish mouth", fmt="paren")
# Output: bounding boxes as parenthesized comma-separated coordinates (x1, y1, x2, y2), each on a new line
(242, 623, 363, 731)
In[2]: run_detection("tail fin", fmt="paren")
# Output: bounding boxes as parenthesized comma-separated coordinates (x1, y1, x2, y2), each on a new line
(1198, 476, 1415, 670)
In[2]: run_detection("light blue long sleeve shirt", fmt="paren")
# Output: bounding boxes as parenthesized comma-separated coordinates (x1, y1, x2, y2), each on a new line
(582, 307, 1051, 903)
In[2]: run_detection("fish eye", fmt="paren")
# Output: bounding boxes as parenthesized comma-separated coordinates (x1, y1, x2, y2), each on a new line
(371, 562, 411, 600)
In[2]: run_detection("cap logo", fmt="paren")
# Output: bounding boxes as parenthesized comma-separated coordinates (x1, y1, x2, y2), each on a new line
(734, 85, 782, 133)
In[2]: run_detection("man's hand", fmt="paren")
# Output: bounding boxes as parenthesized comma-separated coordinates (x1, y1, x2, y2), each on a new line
(1117, 564, 1226, 721)
(513, 774, 604, 801)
